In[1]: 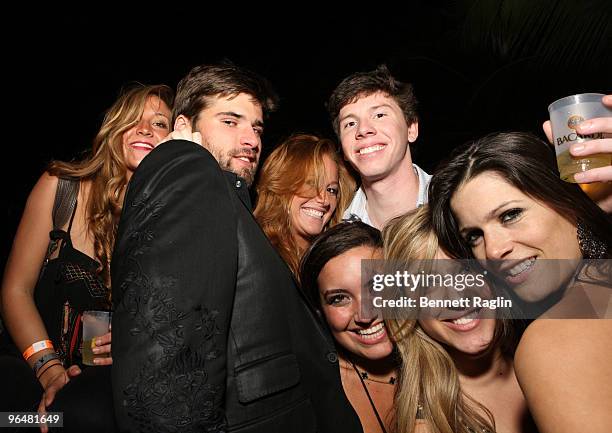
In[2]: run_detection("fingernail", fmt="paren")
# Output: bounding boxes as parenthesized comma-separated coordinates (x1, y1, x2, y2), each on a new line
(93, 358, 100, 365)
(571, 144, 585, 154)
(92, 347, 100, 354)
(95, 338, 102, 346)
(574, 172, 587, 182)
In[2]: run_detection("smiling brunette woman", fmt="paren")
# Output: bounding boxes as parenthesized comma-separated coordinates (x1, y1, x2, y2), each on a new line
(300, 222, 428, 433)
(428, 132, 612, 433)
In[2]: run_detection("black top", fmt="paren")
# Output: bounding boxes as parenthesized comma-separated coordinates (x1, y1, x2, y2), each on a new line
(33, 200, 111, 366)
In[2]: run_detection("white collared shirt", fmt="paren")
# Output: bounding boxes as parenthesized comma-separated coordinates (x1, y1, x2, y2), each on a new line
(342, 163, 432, 227)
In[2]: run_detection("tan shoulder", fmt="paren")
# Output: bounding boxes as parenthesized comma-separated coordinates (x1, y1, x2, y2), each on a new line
(25, 172, 60, 212)
(515, 320, 612, 433)
(40, 171, 57, 183)
(517, 319, 612, 350)
(515, 319, 612, 372)
(33, 171, 59, 194)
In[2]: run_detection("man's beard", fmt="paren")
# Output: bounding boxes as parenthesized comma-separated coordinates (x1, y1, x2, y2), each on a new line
(207, 145, 258, 186)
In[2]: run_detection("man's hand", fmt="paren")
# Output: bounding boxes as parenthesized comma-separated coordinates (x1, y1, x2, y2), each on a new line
(158, 115, 203, 146)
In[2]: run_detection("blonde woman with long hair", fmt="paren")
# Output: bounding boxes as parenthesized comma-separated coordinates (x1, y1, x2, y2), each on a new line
(254, 133, 354, 275)
(383, 206, 535, 433)
(0, 84, 173, 428)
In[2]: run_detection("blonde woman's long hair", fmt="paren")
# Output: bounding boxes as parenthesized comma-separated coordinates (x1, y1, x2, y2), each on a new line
(48, 83, 174, 285)
(383, 206, 496, 433)
(254, 134, 355, 276)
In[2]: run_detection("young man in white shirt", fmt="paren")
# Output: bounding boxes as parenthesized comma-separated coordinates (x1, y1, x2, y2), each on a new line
(328, 65, 431, 229)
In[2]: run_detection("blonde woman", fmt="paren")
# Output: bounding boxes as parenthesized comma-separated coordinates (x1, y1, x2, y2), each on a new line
(0, 84, 173, 428)
(383, 206, 535, 433)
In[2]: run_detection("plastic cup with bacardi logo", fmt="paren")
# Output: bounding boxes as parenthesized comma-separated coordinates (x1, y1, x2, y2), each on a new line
(548, 93, 611, 183)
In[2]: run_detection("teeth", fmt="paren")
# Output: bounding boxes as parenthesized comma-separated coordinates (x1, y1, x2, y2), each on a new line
(237, 157, 250, 162)
(508, 258, 535, 276)
(451, 311, 478, 325)
(132, 144, 152, 150)
(356, 322, 384, 339)
(302, 208, 324, 219)
(359, 145, 385, 155)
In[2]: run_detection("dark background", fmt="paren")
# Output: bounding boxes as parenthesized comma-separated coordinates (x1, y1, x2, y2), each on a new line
(3, 2, 611, 270)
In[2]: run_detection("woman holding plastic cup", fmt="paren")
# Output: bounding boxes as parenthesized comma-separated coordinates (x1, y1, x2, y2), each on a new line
(428, 131, 612, 432)
(0, 84, 173, 430)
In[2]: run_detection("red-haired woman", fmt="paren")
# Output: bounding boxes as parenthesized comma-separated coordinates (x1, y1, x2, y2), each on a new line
(254, 134, 354, 276)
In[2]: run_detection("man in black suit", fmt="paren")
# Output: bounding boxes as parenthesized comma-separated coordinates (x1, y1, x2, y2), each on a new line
(111, 64, 362, 433)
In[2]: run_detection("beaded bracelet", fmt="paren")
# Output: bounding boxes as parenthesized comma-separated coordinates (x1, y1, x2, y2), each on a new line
(32, 352, 61, 376)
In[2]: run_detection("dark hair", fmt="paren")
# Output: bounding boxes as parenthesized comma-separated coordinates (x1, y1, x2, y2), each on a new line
(428, 131, 612, 259)
(300, 221, 382, 310)
(327, 64, 418, 136)
(173, 63, 279, 125)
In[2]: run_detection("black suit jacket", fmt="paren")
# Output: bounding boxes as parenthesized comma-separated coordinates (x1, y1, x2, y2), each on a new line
(111, 140, 363, 433)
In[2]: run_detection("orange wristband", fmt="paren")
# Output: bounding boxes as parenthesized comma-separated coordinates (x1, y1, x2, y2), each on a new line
(22, 340, 54, 361)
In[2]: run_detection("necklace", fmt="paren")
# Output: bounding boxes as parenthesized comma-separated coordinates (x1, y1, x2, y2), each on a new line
(347, 357, 395, 433)
(340, 359, 397, 385)
(355, 368, 396, 385)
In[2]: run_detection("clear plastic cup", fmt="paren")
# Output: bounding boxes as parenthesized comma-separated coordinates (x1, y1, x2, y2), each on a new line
(548, 93, 612, 183)
(81, 310, 112, 366)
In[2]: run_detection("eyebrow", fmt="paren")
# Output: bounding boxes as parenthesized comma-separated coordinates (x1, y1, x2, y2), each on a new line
(217, 111, 264, 128)
(217, 111, 243, 119)
(338, 103, 394, 123)
(369, 103, 394, 112)
(323, 288, 346, 296)
(458, 199, 522, 233)
(154, 112, 170, 118)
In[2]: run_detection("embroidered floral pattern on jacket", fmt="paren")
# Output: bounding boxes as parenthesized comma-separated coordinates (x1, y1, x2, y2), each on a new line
(115, 192, 225, 432)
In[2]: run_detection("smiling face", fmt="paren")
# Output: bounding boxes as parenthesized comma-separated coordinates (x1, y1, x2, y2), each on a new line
(122, 95, 171, 176)
(418, 249, 497, 356)
(318, 245, 394, 360)
(420, 315, 497, 357)
(450, 171, 581, 301)
(290, 154, 339, 250)
(192, 93, 264, 186)
(338, 92, 418, 183)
